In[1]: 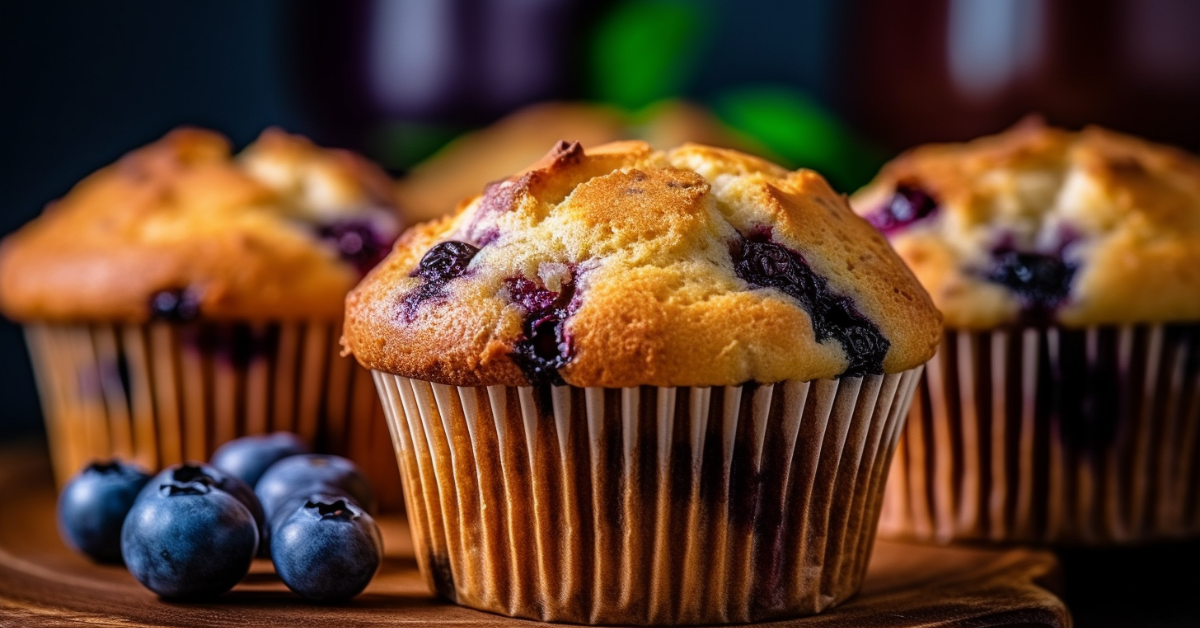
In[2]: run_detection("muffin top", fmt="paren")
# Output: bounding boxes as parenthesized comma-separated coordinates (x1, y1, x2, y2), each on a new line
(0, 127, 402, 323)
(344, 140, 940, 388)
(853, 119, 1200, 329)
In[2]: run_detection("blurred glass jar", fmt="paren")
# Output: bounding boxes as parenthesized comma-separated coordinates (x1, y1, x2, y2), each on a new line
(840, 0, 1200, 151)
(285, 0, 605, 168)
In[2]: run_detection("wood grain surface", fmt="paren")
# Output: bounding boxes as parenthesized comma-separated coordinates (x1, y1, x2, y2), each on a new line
(0, 442, 1069, 627)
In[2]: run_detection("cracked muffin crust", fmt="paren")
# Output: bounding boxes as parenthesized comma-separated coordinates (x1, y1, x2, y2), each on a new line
(344, 140, 940, 388)
(852, 119, 1200, 329)
(0, 127, 402, 323)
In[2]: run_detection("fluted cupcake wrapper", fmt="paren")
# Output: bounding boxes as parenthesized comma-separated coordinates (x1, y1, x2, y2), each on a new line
(880, 324, 1200, 545)
(374, 368, 923, 625)
(24, 322, 403, 511)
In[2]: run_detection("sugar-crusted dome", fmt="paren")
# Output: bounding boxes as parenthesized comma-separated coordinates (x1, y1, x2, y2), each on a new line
(0, 127, 402, 322)
(852, 119, 1200, 329)
(344, 140, 940, 388)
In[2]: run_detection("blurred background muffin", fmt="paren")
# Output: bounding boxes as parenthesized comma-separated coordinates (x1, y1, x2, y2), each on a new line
(853, 120, 1200, 544)
(0, 127, 406, 509)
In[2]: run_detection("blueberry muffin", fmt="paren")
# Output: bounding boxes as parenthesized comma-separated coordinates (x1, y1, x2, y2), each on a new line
(0, 127, 405, 509)
(853, 119, 1200, 544)
(345, 140, 940, 624)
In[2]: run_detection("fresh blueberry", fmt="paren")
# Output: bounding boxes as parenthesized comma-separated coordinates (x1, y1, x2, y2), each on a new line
(731, 228, 890, 377)
(209, 432, 311, 488)
(255, 454, 377, 523)
(271, 493, 382, 601)
(864, 185, 938, 233)
(983, 249, 1077, 321)
(316, 218, 395, 275)
(57, 460, 150, 563)
(121, 480, 258, 599)
(140, 463, 267, 550)
(399, 241, 480, 319)
(149, 288, 201, 322)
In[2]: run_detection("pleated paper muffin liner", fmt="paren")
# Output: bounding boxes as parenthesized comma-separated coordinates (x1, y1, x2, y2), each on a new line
(880, 324, 1200, 545)
(24, 322, 403, 511)
(374, 368, 923, 625)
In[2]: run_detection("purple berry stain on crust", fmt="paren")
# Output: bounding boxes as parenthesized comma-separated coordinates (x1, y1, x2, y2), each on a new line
(398, 241, 481, 321)
(316, 218, 394, 275)
(865, 185, 938, 234)
(149, 288, 201, 322)
(506, 270, 580, 386)
(983, 248, 1077, 323)
(731, 228, 890, 377)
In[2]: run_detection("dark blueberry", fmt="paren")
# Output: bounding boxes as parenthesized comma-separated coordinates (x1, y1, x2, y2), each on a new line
(731, 228, 890, 377)
(413, 241, 480, 282)
(57, 460, 150, 563)
(864, 185, 939, 234)
(209, 432, 311, 489)
(140, 463, 267, 551)
(506, 272, 580, 386)
(255, 454, 377, 523)
(149, 288, 201, 322)
(316, 218, 395, 275)
(121, 480, 258, 599)
(399, 241, 481, 319)
(271, 494, 382, 601)
(983, 249, 1077, 321)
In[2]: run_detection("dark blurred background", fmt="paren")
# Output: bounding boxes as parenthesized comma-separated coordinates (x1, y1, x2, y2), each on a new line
(5, 0, 1200, 442)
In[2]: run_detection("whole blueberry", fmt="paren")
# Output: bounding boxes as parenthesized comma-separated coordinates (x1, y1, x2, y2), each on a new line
(121, 480, 258, 599)
(149, 288, 201, 322)
(210, 432, 311, 488)
(256, 454, 377, 523)
(271, 494, 382, 601)
(316, 218, 396, 275)
(57, 460, 150, 563)
(865, 185, 939, 233)
(413, 240, 479, 282)
(140, 463, 267, 549)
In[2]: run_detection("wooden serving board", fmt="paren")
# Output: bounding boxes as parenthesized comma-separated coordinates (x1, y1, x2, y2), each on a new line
(0, 443, 1069, 627)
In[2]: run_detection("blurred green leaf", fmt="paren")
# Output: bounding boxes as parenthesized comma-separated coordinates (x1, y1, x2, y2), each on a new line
(371, 121, 464, 172)
(714, 87, 885, 191)
(590, 1, 711, 110)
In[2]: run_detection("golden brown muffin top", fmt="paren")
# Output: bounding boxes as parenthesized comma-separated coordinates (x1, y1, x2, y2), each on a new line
(344, 140, 940, 388)
(853, 119, 1200, 329)
(0, 127, 402, 323)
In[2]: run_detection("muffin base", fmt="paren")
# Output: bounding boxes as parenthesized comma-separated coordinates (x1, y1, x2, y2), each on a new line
(374, 368, 922, 625)
(880, 325, 1200, 545)
(25, 322, 403, 511)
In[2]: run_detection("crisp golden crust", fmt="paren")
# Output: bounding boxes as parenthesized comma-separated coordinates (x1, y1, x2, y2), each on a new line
(853, 120, 1200, 329)
(0, 127, 402, 323)
(345, 141, 941, 387)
